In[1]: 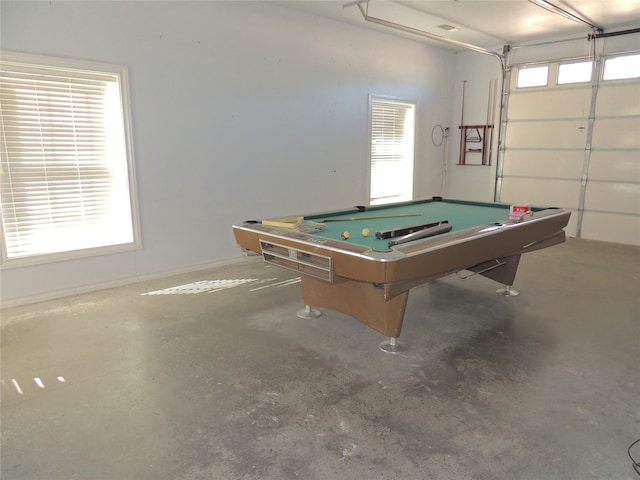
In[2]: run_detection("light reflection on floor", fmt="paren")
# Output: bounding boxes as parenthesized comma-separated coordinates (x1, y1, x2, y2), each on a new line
(3, 376, 66, 396)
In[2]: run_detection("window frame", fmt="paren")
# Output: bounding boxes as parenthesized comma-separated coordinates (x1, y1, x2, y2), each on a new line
(0, 51, 141, 268)
(367, 95, 416, 206)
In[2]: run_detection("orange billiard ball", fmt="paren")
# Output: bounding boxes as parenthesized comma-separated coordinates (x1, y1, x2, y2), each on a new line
(341, 231, 350, 240)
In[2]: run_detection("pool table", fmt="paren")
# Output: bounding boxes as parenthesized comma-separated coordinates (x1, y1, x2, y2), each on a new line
(232, 197, 570, 352)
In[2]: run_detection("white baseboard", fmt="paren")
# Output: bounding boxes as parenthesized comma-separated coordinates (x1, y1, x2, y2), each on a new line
(1, 255, 249, 310)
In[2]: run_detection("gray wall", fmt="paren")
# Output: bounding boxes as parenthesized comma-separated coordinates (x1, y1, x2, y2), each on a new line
(447, 51, 503, 200)
(1, 1, 458, 305)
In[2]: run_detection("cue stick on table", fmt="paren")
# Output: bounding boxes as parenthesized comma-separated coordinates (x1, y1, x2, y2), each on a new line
(322, 213, 422, 222)
(388, 223, 452, 247)
(375, 219, 448, 240)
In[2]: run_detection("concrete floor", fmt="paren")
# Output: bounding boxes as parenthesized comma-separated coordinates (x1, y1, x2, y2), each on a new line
(1, 238, 638, 480)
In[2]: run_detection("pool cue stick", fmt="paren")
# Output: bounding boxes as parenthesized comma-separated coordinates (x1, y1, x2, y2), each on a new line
(488, 78, 498, 165)
(484, 79, 492, 165)
(458, 80, 466, 164)
(375, 219, 448, 239)
(388, 223, 452, 247)
(322, 213, 422, 222)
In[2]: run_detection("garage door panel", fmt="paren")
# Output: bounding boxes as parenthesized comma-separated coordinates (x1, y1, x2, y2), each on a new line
(581, 212, 640, 245)
(500, 178, 580, 208)
(503, 150, 583, 178)
(589, 151, 640, 182)
(596, 84, 640, 116)
(506, 121, 587, 149)
(584, 182, 640, 214)
(509, 88, 592, 120)
(503, 61, 639, 245)
(592, 117, 640, 149)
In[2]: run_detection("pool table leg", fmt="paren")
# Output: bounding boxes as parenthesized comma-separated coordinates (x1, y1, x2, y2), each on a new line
(297, 304, 321, 319)
(379, 336, 406, 354)
(496, 285, 519, 297)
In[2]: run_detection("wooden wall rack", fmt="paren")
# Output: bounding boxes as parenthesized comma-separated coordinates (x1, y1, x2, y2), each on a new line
(458, 124, 493, 166)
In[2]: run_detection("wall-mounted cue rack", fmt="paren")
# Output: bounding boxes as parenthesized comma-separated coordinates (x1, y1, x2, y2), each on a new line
(457, 79, 497, 166)
(458, 124, 494, 166)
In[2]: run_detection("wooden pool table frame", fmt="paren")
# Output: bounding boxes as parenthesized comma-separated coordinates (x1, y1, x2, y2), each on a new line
(233, 198, 570, 351)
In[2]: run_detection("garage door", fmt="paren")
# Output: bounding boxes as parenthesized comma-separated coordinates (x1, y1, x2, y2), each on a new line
(497, 53, 640, 245)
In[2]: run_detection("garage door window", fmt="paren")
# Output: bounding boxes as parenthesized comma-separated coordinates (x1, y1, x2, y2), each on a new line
(558, 61, 593, 84)
(603, 53, 640, 80)
(516, 65, 549, 88)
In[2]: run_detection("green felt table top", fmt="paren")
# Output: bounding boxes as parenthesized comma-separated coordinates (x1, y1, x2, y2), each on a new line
(300, 199, 513, 249)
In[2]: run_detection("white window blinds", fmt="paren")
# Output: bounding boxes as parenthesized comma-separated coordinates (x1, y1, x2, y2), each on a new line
(0, 53, 138, 264)
(369, 97, 415, 205)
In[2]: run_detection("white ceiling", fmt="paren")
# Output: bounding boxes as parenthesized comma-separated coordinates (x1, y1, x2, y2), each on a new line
(271, 0, 640, 51)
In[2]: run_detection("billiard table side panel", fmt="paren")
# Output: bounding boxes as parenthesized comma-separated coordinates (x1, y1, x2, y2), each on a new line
(233, 230, 392, 285)
(233, 227, 263, 255)
(378, 254, 518, 300)
(233, 225, 391, 283)
(301, 276, 409, 338)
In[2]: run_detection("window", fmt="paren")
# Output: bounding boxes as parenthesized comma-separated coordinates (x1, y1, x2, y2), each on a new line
(516, 65, 549, 88)
(368, 97, 415, 205)
(603, 53, 640, 80)
(558, 61, 593, 84)
(0, 52, 139, 266)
